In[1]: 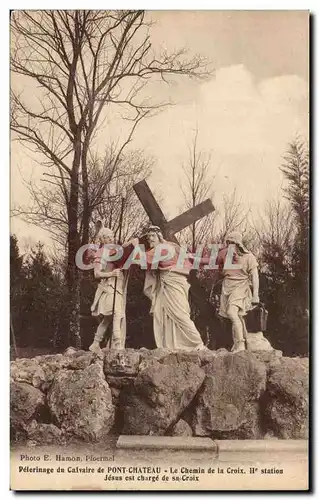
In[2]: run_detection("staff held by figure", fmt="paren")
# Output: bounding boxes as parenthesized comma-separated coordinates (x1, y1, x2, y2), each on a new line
(89, 189, 129, 353)
(109, 190, 126, 349)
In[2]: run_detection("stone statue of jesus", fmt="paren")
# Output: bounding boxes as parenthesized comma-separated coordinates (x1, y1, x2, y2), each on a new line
(141, 226, 208, 351)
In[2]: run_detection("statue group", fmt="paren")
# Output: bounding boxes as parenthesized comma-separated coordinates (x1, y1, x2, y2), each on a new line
(87, 224, 260, 355)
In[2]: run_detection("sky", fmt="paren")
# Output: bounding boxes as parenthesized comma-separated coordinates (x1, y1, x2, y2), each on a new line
(10, 10, 309, 248)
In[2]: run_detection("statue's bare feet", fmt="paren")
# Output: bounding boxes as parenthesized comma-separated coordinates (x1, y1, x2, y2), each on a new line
(196, 344, 210, 351)
(89, 340, 102, 354)
(231, 341, 245, 354)
(110, 341, 122, 350)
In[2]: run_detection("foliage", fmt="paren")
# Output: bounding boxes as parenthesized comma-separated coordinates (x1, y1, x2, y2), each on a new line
(257, 138, 309, 356)
(10, 237, 69, 349)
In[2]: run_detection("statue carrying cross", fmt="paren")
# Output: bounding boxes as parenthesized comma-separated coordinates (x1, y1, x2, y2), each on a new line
(133, 179, 217, 350)
(88, 179, 217, 353)
(88, 179, 262, 353)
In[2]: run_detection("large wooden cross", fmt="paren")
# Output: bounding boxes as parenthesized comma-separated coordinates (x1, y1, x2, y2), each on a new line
(133, 179, 217, 344)
(133, 179, 215, 243)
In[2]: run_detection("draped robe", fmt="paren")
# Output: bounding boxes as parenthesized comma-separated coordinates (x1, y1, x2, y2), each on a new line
(143, 242, 204, 351)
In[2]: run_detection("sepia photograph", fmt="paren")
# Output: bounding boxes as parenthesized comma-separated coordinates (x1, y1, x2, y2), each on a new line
(9, 9, 309, 491)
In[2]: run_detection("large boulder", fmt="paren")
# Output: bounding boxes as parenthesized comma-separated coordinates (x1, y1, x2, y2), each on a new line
(10, 359, 46, 390)
(26, 420, 64, 445)
(10, 352, 95, 393)
(122, 356, 205, 435)
(47, 362, 114, 442)
(191, 351, 267, 438)
(106, 376, 136, 408)
(33, 354, 68, 391)
(37, 350, 93, 369)
(158, 351, 201, 366)
(246, 331, 274, 352)
(104, 349, 140, 376)
(265, 357, 308, 439)
(63, 350, 94, 370)
(169, 419, 193, 437)
(11, 382, 45, 436)
(138, 348, 173, 367)
(253, 350, 283, 364)
(10, 346, 309, 442)
(144, 347, 172, 359)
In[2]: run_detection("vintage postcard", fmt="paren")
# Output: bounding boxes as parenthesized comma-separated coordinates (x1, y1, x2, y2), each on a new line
(10, 10, 309, 491)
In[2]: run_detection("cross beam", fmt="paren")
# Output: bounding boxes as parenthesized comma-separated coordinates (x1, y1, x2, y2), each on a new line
(133, 180, 215, 242)
(133, 179, 167, 231)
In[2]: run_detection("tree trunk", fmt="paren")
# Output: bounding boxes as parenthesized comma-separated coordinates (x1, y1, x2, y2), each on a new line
(10, 316, 18, 359)
(79, 139, 91, 341)
(66, 140, 81, 347)
(81, 140, 90, 247)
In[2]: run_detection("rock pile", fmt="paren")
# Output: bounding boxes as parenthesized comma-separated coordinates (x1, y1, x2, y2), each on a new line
(10, 345, 308, 445)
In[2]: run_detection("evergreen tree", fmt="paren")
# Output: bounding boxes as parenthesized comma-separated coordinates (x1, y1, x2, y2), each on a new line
(10, 234, 25, 352)
(22, 243, 61, 347)
(260, 139, 309, 356)
(281, 138, 309, 308)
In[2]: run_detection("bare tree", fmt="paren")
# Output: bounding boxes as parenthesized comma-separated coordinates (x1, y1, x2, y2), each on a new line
(214, 188, 250, 242)
(253, 198, 296, 275)
(179, 136, 250, 250)
(11, 10, 209, 339)
(13, 148, 153, 246)
(88, 149, 153, 241)
(179, 129, 215, 250)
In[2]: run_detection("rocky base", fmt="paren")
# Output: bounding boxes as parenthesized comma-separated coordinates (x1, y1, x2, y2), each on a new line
(10, 345, 308, 445)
